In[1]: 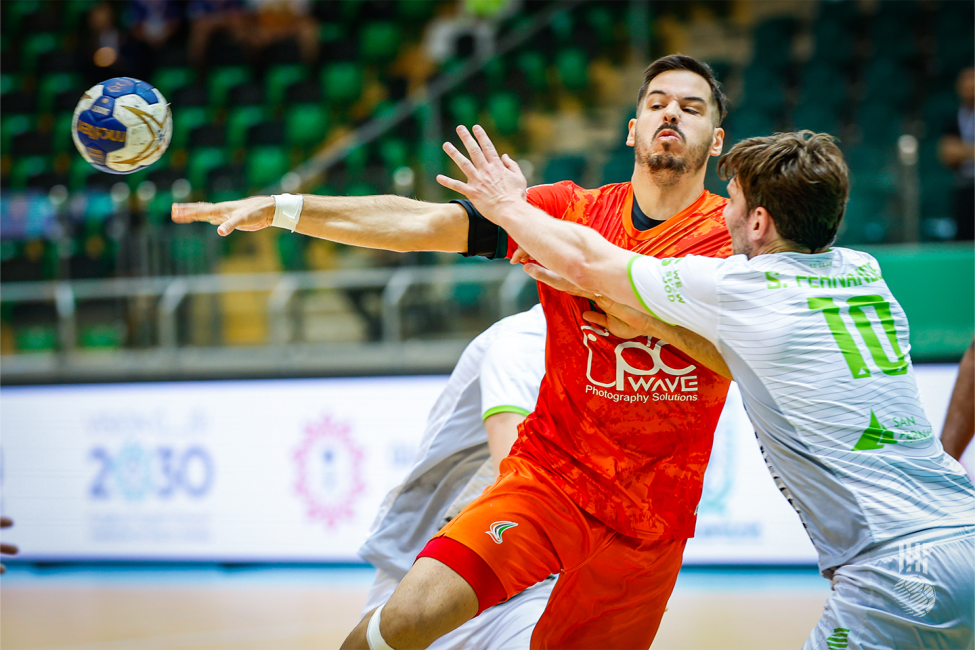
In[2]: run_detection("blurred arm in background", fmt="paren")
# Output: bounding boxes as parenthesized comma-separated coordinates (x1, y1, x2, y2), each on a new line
(484, 411, 525, 476)
(172, 194, 469, 254)
(1, 517, 18, 574)
(942, 339, 975, 462)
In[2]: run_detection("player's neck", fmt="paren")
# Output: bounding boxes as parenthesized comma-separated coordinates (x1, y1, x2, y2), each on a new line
(630, 170, 706, 223)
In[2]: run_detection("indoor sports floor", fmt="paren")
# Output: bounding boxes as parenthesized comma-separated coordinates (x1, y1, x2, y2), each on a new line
(1, 564, 831, 650)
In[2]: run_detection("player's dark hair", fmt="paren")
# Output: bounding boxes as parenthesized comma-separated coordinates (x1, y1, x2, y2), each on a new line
(637, 54, 728, 125)
(718, 131, 850, 251)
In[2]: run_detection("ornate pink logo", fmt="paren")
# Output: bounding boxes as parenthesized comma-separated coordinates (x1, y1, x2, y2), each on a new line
(293, 415, 365, 528)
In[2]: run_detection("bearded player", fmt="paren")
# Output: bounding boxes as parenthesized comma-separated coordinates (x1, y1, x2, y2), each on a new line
(175, 54, 734, 649)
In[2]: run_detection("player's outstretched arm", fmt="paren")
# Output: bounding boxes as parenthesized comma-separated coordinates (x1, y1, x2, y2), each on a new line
(524, 263, 732, 380)
(942, 340, 975, 461)
(171, 194, 469, 254)
(437, 125, 640, 311)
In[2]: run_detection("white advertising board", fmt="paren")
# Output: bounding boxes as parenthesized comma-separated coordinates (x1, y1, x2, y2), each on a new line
(1, 365, 967, 564)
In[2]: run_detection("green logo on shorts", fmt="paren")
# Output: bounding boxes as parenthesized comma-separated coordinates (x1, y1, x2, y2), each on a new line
(486, 521, 518, 544)
(827, 628, 850, 649)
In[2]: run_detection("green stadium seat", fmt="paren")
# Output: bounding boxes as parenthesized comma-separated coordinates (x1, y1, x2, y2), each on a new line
(10, 156, 51, 188)
(543, 155, 586, 185)
(584, 5, 615, 48)
(1, 73, 20, 95)
(246, 146, 290, 189)
(487, 93, 520, 137)
(346, 182, 378, 196)
(52, 112, 74, 152)
(61, 0, 95, 32)
(171, 232, 208, 273)
(284, 103, 328, 149)
(79, 323, 125, 350)
(377, 137, 409, 172)
(187, 148, 228, 190)
(147, 190, 174, 225)
(69, 155, 99, 190)
(862, 58, 909, 105)
(152, 67, 195, 99)
(266, 64, 308, 107)
(791, 101, 840, 136)
(555, 48, 589, 92)
(207, 66, 250, 107)
(360, 21, 401, 63)
(5, 0, 43, 35)
(515, 51, 548, 93)
(1, 114, 34, 155)
(37, 72, 81, 113)
(226, 105, 266, 149)
(799, 61, 847, 109)
(322, 62, 364, 106)
(602, 149, 633, 185)
(811, 19, 855, 66)
(16, 324, 58, 353)
(397, 0, 436, 22)
(447, 94, 480, 129)
(742, 65, 785, 114)
(21, 33, 59, 73)
(277, 231, 306, 272)
(856, 103, 903, 147)
(172, 106, 212, 149)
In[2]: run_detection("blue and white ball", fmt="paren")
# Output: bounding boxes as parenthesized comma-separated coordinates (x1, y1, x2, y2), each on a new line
(72, 77, 173, 174)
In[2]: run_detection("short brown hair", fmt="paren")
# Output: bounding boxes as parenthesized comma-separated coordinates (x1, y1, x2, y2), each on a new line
(637, 54, 728, 125)
(718, 131, 850, 251)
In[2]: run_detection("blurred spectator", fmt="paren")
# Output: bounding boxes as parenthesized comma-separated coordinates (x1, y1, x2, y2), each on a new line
(939, 67, 975, 241)
(245, 0, 318, 64)
(125, 0, 185, 74)
(0, 517, 17, 574)
(85, 2, 125, 78)
(424, 2, 496, 64)
(188, 0, 247, 67)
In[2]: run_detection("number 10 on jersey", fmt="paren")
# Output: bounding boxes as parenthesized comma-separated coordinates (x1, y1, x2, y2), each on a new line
(809, 295, 909, 379)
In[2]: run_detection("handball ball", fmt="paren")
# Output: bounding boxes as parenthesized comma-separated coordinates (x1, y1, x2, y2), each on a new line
(72, 77, 172, 174)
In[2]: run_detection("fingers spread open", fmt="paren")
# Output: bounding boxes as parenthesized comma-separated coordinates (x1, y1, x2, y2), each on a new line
(436, 174, 472, 196)
(456, 125, 488, 168)
(501, 153, 522, 174)
(472, 125, 500, 162)
(443, 142, 477, 179)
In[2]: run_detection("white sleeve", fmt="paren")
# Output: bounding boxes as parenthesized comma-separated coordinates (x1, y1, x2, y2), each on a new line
(627, 254, 723, 344)
(479, 327, 546, 420)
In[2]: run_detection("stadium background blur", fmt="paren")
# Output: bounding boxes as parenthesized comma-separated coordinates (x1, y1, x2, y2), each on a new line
(1, 1, 973, 649)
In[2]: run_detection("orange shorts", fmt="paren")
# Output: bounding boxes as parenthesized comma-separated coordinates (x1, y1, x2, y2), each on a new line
(417, 455, 687, 650)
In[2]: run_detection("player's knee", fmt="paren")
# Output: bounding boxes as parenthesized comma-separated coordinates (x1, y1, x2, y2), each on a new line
(377, 597, 441, 647)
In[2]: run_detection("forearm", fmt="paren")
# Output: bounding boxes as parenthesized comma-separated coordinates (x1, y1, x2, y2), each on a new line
(494, 201, 639, 308)
(942, 342, 975, 461)
(296, 194, 468, 253)
(484, 411, 525, 475)
(624, 311, 731, 379)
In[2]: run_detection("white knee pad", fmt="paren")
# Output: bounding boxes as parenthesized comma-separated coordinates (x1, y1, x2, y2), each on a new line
(366, 603, 396, 650)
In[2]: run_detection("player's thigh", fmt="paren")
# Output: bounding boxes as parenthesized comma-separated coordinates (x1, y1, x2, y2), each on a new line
(532, 534, 686, 650)
(803, 530, 975, 650)
(362, 567, 399, 616)
(431, 456, 604, 603)
(429, 577, 556, 650)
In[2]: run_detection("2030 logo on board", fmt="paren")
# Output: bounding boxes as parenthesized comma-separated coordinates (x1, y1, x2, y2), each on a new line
(293, 414, 365, 529)
(88, 443, 214, 502)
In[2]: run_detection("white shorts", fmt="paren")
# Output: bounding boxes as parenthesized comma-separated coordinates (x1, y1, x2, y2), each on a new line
(363, 568, 555, 650)
(804, 526, 975, 650)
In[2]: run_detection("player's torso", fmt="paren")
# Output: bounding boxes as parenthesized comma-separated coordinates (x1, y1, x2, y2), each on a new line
(717, 249, 974, 565)
(519, 184, 734, 538)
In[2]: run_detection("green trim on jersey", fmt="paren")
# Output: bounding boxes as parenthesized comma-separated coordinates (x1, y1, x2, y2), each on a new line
(627, 255, 678, 326)
(482, 405, 531, 421)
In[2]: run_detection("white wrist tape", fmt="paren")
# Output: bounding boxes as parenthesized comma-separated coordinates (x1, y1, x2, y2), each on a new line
(366, 604, 396, 650)
(271, 193, 303, 232)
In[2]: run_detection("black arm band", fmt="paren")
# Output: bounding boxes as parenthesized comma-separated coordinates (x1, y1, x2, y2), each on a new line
(452, 199, 509, 260)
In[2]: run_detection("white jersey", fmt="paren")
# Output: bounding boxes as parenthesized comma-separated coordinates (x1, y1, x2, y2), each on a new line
(358, 305, 546, 579)
(629, 248, 975, 574)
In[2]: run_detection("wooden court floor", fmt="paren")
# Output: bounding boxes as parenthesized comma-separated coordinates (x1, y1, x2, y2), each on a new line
(0, 566, 831, 650)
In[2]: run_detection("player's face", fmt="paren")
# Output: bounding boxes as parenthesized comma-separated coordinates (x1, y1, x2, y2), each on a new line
(724, 178, 754, 256)
(628, 70, 724, 183)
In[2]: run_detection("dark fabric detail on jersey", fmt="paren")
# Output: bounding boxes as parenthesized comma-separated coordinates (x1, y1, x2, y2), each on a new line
(632, 197, 667, 231)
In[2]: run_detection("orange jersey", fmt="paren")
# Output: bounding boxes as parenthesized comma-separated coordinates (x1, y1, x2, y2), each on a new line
(508, 181, 733, 539)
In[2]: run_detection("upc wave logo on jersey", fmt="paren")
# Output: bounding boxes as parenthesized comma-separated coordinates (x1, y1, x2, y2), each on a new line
(582, 326, 699, 403)
(486, 521, 518, 544)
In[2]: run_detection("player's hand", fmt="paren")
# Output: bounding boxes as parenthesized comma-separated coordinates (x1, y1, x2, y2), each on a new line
(524, 263, 648, 340)
(1, 517, 18, 574)
(510, 247, 535, 265)
(436, 125, 527, 222)
(171, 196, 275, 236)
